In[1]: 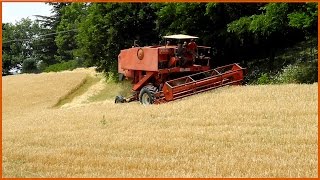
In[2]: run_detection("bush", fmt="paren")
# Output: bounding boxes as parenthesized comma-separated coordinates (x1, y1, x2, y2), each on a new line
(297, 60, 318, 83)
(275, 60, 318, 84)
(105, 71, 118, 83)
(255, 73, 273, 85)
(22, 58, 38, 73)
(44, 60, 78, 72)
(37, 60, 48, 72)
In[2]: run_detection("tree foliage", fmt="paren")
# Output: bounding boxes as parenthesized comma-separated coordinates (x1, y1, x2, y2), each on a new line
(227, 3, 317, 70)
(22, 58, 38, 73)
(2, 19, 41, 74)
(76, 3, 157, 73)
(55, 3, 87, 62)
(3, 2, 317, 83)
(228, 3, 317, 39)
(34, 3, 68, 65)
(288, 3, 317, 35)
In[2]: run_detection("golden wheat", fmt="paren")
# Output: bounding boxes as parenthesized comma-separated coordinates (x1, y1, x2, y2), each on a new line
(2, 68, 318, 177)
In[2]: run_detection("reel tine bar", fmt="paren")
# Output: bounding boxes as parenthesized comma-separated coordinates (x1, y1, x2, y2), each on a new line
(162, 63, 245, 102)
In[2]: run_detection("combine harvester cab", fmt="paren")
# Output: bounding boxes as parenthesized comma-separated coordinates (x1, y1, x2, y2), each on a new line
(115, 34, 246, 105)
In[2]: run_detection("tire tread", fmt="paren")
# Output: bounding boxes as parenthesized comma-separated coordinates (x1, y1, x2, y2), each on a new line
(139, 84, 158, 104)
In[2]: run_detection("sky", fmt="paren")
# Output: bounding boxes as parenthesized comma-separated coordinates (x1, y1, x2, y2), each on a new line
(3, 2, 53, 24)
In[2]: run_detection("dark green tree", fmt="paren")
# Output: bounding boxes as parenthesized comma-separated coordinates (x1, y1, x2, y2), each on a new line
(2, 23, 15, 75)
(227, 3, 308, 68)
(76, 3, 157, 73)
(2, 19, 41, 74)
(288, 3, 318, 38)
(55, 3, 88, 62)
(33, 3, 68, 66)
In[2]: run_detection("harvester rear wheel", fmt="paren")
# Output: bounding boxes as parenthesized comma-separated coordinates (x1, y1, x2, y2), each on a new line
(139, 85, 157, 105)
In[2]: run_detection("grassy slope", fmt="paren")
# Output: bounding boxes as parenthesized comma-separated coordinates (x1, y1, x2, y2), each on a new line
(246, 37, 318, 83)
(2, 69, 318, 177)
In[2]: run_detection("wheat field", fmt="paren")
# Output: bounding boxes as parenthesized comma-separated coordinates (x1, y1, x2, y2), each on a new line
(2, 68, 318, 177)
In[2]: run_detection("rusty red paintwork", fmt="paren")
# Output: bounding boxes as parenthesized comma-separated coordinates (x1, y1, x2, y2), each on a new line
(117, 37, 246, 104)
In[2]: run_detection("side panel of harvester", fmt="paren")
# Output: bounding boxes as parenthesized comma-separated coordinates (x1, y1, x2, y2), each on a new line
(118, 47, 159, 73)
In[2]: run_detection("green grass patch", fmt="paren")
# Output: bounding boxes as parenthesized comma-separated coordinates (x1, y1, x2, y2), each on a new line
(89, 80, 133, 102)
(53, 75, 101, 107)
(246, 36, 318, 84)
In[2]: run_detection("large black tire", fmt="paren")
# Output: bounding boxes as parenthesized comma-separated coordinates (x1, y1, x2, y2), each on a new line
(139, 85, 158, 105)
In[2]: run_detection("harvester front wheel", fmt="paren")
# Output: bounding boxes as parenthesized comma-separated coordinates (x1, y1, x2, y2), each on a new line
(139, 85, 157, 105)
(115, 95, 126, 103)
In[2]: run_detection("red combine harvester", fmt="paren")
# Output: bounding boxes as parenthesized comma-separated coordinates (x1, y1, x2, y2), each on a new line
(115, 34, 246, 105)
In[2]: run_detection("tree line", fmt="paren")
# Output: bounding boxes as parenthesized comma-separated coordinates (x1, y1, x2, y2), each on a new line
(2, 2, 317, 83)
